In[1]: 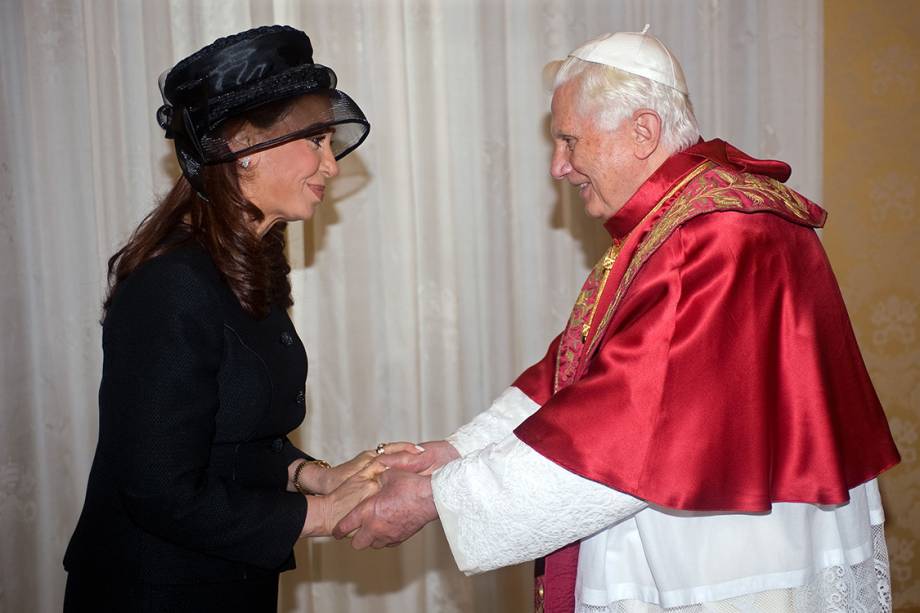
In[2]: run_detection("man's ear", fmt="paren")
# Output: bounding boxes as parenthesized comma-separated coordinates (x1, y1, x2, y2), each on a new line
(632, 109, 662, 160)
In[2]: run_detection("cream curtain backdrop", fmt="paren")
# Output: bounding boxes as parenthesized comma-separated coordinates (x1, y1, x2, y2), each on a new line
(0, 1, 822, 611)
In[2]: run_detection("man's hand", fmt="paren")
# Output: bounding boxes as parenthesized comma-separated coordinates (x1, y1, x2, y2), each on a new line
(376, 440, 460, 475)
(332, 469, 438, 549)
(301, 461, 388, 537)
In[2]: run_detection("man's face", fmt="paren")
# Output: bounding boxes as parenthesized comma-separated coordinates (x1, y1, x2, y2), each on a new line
(550, 80, 645, 221)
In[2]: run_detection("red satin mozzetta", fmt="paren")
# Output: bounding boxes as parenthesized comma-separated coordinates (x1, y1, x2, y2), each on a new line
(513, 139, 900, 612)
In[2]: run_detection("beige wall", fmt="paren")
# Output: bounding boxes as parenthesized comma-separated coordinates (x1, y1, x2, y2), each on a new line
(824, 1, 920, 609)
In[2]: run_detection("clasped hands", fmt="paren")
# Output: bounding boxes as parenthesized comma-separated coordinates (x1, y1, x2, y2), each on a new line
(295, 440, 459, 548)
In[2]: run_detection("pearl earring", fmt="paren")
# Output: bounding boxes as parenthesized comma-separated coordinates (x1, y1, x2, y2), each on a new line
(239, 157, 251, 169)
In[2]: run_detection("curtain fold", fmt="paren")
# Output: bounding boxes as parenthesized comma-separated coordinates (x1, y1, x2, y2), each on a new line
(0, 1, 821, 611)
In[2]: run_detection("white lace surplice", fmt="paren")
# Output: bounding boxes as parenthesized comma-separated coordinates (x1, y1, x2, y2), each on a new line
(433, 387, 892, 612)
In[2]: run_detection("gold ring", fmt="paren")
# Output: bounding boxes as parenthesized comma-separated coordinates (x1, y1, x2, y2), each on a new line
(375, 443, 387, 455)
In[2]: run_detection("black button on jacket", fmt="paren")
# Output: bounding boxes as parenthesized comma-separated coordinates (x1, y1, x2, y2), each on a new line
(64, 242, 313, 584)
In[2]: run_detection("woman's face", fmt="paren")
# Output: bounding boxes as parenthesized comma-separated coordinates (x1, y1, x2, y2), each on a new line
(236, 97, 339, 236)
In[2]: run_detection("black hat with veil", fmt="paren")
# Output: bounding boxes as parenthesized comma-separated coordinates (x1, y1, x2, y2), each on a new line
(156, 25, 370, 196)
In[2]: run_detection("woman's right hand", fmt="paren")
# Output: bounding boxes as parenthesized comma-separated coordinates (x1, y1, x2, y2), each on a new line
(301, 461, 388, 537)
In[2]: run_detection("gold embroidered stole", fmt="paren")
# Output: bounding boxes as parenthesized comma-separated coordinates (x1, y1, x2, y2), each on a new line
(553, 160, 813, 390)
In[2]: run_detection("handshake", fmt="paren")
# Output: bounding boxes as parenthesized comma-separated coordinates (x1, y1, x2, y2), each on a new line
(294, 440, 460, 548)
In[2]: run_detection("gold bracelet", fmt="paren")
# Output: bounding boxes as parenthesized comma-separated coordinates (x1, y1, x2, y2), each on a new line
(293, 459, 332, 495)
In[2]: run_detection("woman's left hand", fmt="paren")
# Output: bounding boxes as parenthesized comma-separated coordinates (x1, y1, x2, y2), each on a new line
(295, 442, 423, 495)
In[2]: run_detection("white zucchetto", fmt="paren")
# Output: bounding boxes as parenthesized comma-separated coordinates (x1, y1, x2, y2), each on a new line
(552, 25, 689, 94)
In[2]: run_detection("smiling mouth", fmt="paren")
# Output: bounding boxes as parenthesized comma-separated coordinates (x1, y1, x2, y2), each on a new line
(308, 184, 325, 200)
(576, 182, 591, 198)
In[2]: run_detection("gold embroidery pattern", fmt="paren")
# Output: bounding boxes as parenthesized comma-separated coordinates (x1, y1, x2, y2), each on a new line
(692, 169, 810, 219)
(553, 241, 623, 392)
(581, 245, 620, 343)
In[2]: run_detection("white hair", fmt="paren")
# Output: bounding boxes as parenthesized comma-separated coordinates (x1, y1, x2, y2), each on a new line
(553, 57, 701, 153)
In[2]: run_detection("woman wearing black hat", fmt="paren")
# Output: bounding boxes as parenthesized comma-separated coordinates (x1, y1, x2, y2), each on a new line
(63, 26, 409, 612)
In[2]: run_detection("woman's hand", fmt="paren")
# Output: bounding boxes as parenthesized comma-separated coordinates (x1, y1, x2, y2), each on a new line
(376, 440, 460, 475)
(300, 461, 388, 537)
(292, 443, 423, 495)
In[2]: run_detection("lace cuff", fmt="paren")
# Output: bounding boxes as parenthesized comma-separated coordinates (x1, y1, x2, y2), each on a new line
(446, 386, 540, 457)
(432, 434, 647, 575)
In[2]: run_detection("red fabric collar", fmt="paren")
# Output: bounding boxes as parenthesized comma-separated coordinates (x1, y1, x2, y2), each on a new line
(692, 138, 792, 182)
(603, 138, 794, 240)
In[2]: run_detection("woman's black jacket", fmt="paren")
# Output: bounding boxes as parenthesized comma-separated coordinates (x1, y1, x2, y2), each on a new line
(64, 241, 313, 584)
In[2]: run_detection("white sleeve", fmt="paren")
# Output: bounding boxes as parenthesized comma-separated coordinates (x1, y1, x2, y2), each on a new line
(431, 433, 647, 575)
(446, 386, 540, 457)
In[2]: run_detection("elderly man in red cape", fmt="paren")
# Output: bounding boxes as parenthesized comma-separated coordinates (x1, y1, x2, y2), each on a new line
(335, 28, 900, 612)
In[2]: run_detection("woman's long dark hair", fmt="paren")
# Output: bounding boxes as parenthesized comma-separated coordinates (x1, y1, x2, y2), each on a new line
(104, 102, 296, 319)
